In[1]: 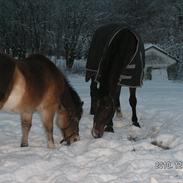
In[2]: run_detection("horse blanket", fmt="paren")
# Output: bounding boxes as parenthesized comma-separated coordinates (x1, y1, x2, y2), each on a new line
(86, 24, 145, 87)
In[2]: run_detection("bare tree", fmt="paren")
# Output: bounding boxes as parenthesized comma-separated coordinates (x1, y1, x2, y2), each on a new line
(60, 0, 94, 69)
(0, 0, 182, 76)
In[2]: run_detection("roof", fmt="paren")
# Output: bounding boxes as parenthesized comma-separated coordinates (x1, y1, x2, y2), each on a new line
(145, 44, 179, 63)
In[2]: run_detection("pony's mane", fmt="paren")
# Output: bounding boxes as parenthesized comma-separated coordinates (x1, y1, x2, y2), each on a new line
(64, 77, 83, 108)
(59, 76, 83, 119)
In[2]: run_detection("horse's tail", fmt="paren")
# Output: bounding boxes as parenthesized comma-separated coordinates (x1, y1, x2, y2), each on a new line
(0, 54, 16, 102)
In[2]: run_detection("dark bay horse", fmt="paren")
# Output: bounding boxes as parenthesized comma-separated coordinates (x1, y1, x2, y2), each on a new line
(86, 24, 145, 138)
(0, 53, 83, 147)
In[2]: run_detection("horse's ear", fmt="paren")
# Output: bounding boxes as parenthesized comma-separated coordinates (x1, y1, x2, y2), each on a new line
(81, 101, 84, 106)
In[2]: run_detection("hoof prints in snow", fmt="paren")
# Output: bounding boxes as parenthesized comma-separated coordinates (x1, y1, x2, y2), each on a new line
(151, 140, 170, 150)
(151, 134, 179, 150)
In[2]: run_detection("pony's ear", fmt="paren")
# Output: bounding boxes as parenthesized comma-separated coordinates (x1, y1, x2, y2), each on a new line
(59, 104, 66, 112)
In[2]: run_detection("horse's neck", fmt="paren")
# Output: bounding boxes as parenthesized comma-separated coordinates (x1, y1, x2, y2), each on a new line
(99, 82, 118, 99)
(99, 62, 120, 98)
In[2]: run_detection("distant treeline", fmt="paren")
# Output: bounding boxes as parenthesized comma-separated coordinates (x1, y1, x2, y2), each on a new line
(0, 0, 182, 69)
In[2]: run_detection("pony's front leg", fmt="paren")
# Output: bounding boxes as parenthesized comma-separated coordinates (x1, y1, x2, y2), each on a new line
(41, 110, 55, 149)
(21, 112, 32, 147)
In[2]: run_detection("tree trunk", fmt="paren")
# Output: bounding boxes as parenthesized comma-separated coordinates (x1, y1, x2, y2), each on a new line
(64, 44, 75, 69)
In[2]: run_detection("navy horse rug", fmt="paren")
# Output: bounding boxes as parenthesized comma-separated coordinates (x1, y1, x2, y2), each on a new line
(86, 24, 145, 87)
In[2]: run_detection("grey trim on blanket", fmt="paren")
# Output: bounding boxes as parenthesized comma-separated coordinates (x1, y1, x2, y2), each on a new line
(126, 64, 136, 69)
(108, 28, 123, 47)
(86, 68, 98, 72)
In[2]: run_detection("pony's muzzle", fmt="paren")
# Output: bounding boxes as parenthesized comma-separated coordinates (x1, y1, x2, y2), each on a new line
(69, 134, 80, 144)
(61, 134, 80, 145)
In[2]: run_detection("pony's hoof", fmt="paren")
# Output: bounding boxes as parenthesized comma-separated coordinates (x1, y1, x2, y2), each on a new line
(104, 126, 114, 133)
(20, 143, 28, 147)
(48, 143, 56, 149)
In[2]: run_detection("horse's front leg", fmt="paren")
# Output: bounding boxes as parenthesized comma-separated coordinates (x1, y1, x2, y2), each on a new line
(41, 110, 55, 148)
(115, 86, 122, 118)
(105, 102, 115, 133)
(104, 119, 114, 133)
(21, 112, 32, 147)
(90, 79, 98, 115)
(129, 88, 140, 127)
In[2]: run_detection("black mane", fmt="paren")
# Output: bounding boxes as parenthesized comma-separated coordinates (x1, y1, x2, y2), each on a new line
(67, 79, 83, 107)
(62, 77, 83, 117)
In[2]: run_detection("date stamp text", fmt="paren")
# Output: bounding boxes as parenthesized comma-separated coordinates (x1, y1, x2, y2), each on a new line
(155, 161, 183, 169)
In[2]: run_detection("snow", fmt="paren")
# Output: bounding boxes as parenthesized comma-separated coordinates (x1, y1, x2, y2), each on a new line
(151, 69, 168, 81)
(0, 74, 183, 183)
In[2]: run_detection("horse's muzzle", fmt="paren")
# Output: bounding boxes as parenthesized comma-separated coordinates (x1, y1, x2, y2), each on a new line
(91, 127, 104, 138)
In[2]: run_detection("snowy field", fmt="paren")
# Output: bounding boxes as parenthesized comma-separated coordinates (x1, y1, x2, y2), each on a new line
(0, 74, 183, 183)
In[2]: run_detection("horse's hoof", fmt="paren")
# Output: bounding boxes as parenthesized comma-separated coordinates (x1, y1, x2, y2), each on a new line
(20, 143, 28, 147)
(104, 126, 114, 133)
(133, 122, 141, 128)
(116, 112, 123, 119)
(90, 110, 95, 115)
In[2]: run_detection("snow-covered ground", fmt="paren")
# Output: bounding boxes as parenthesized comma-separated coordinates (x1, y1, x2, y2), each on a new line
(0, 74, 183, 183)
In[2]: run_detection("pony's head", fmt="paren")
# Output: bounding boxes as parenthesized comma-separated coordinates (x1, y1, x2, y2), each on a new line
(60, 81, 83, 145)
(91, 95, 115, 138)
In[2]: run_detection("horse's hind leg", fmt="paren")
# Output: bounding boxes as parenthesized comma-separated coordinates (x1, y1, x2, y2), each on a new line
(41, 110, 55, 148)
(129, 88, 140, 127)
(21, 112, 32, 147)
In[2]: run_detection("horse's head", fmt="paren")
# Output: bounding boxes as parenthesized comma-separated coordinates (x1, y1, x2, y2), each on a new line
(60, 85, 83, 145)
(91, 96, 115, 138)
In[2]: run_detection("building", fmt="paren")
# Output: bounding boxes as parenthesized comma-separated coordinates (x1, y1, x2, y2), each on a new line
(145, 44, 178, 80)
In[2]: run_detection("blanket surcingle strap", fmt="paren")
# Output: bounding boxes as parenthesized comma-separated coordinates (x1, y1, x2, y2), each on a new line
(86, 24, 145, 87)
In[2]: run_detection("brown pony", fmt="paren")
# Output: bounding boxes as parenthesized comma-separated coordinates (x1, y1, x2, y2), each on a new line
(0, 53, 83, 148)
